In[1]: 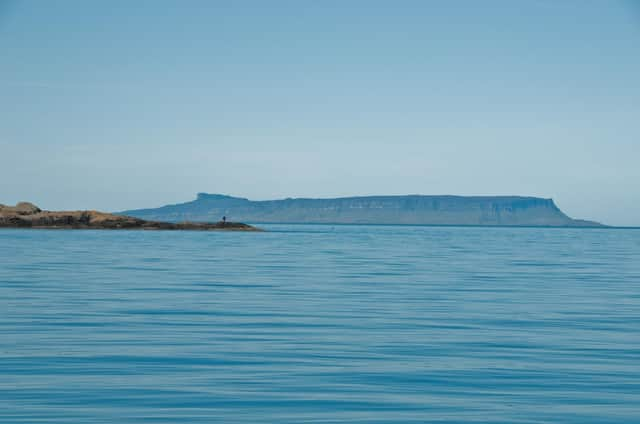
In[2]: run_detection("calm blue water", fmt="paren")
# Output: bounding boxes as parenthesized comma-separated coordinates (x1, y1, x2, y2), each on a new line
(1, 225, 639, 423)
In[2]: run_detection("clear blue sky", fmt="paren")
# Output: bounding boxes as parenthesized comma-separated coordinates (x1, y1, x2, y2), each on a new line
(1, 0, 639, 225)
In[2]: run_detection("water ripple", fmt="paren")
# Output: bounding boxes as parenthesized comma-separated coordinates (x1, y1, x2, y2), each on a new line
(1, 226, 639, 423)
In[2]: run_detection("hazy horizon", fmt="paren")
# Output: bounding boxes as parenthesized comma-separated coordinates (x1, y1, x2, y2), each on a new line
(2, 1, 639, 226)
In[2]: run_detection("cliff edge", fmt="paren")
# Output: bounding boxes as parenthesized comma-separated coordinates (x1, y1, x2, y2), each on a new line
(121, 194, 605, 227)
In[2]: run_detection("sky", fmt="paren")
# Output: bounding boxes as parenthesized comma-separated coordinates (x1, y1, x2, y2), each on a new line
(1, 0, 639, 226)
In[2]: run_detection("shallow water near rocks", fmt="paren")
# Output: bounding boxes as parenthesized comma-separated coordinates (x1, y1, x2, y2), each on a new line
(1, 225, 639, 423)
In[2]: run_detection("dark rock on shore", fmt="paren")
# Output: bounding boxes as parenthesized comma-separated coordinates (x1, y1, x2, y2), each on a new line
(0, 203, 261, 231)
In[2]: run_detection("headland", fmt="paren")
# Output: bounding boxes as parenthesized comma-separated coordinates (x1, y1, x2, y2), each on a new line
(121, 193, 605, 227)
(0, 202, 260, 231)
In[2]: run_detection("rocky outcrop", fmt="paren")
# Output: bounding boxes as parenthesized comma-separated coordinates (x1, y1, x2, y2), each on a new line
(0, 203, 261, 231)
(121, 193, 605, 227)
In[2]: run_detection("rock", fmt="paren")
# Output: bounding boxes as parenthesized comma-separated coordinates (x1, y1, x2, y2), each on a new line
(0, 203, 262, 231)
(0, 202, 42, 215)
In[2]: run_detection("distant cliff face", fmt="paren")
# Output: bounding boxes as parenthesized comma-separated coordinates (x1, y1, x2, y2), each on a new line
(121, 194, 604, 227)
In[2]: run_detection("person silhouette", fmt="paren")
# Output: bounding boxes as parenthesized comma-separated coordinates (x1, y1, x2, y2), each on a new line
(222, 216, 226, 225)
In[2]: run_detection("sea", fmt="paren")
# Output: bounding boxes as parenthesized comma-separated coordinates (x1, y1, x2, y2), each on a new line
(1, 225, 639, 423)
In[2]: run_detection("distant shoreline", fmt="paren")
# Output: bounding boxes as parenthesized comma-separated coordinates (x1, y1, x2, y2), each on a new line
(254, 222, 630, 229)
(249, 222, 632, 229)
(0, 202, 262, 231)
(122, 193, 606, 228)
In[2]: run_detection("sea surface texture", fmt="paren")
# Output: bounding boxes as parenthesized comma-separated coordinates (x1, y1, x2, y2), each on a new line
(1, 225, 639, 423)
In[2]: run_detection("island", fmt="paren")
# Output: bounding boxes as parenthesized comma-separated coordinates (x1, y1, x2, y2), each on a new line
(0, 202, 261, 231)
(121, 193, 605, 227)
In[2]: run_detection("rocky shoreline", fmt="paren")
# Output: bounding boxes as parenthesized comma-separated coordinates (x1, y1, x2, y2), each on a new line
(0, 202, 261, 231)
